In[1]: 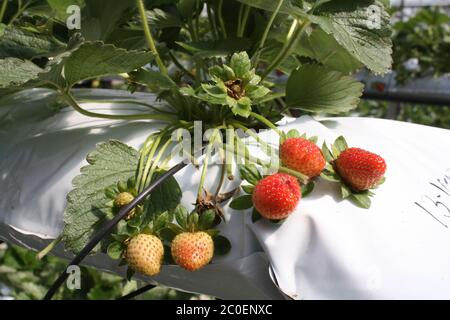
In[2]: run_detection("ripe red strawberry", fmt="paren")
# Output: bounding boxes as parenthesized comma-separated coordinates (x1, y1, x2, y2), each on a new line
(280, 137, 326, 178)
(334, 147, 386, 191)
(125, 234, 164, 277)
(171, 231, 214, 271)
(252, 173, 301, 220)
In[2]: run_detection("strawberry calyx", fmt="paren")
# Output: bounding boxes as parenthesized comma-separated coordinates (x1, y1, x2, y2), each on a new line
(321, 136, 386, 209)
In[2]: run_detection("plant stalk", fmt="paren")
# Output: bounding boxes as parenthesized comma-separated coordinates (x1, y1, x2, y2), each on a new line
(0, 0, 8, 24)
(136, 0, 168, 76)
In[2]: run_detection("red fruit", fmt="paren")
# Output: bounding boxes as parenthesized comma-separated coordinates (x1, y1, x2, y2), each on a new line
(252, 173, 301, 220)
(334, 148, 386, 191)
(280, 138, 326, 178)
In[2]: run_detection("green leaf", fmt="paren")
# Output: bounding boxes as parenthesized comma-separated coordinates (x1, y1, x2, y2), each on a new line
(251, 209, 262, 223)
(176, 38, 252, 58)
(147, 8, 183, 29)
(235, 0, 304, 16)
(205, 229, 220, 238)
(241, 185, 255, 194)
(177, 0, 197, 19)
(47, 0, 84, 21)
(320, 171, 341, 182)
(214, 235, 232, 256)
(129, 68, 177, 92)
(340, 184, 352, 199)
(111, 234, 129, 243)
(187, 212, 199, 230)
(286, 129, 300, 139)
(107, 241, 124, 260)
(153, 211, 170, 232)
(167, 223, 184, 235)
(238, 164, 262, 185)
(308, 136, 319, 144)
(321, 142, 334, 162)
(174, 205, 188, 230)
(63, 140, 139, 254)
(232, 96, 252, 118)
(229, 195, 253, 210)
(142, 171, 182, 226)
(0, 24, 65, 60)
(230, 52, 251, 78)
(309, 0, 392, 74)
(64, 42, 154, 87)
(81, 0, 136, 41)
(0, 58, 42, 88)
(198, 210, 216, 231)
(286, 64, 364, 114)
(126, 267, 135, 281)
(333, 136, 348, 155)
(302, 181, 315, 198)
(159, 227, 177, 242)
(350, 193, 372, 209)
(296, 28, 363, 74)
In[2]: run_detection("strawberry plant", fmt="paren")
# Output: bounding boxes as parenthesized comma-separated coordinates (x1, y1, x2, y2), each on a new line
(0, 0, 392, 282)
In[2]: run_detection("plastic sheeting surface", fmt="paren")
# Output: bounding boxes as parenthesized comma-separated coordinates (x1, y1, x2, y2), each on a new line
(1, 89, 449, 299)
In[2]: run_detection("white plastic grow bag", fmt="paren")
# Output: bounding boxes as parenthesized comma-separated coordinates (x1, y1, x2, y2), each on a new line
(0, 89, 449, 299)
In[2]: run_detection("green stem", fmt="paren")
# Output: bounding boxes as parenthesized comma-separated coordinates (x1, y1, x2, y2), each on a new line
(78, 99, 176, 114)
(37, 236, 62, 260)
(231, 122, 276, 156)
(258, 92, 285, 103)
(8, 0, 29, 25)
(197, 129, 220, 199)
(230, 138, 309, 183)
(217, 0, 227, 38)
(146, 138, 173, 188)
(0, 0, 8, 24)
(262, 19, 310, 79)
(63, 91, 177, 121)
(136, 0, 168, 76)
(140, 133, 164, 191)
(249, 111, 282, 135)
(136, 133, 157, 191)
(207, 3, 219, 40)
(237, 5, 250, 37)
(253, 0, 285, 66)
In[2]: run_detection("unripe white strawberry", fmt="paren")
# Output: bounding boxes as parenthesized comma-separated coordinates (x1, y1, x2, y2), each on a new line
(125, 234, 164, 277)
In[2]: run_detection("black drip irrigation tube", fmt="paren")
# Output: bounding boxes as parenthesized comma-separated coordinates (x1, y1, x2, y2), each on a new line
(43, 161, 188, 300)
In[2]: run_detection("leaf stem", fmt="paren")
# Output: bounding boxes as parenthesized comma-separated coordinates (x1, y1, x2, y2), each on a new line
(253, 0, 285, 66)
(197, 129, 220, 199)
(37, 235, 62, 260)
(262, 19, 310, 79)
(78, 99, 176, 115)
(0, 0, 8, 24)
(136, 0, 168, 76)
(217, 0, 227, 38)
(207, 2, 219, 40)
(230, 122, 275, 156)
(63, 91, 177, 121)
(249, 111, 282, 135)
(237, 5, 250, 37)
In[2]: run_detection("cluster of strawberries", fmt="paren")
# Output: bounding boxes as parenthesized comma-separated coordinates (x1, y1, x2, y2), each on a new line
(252, 136, 387, 220)
(117, 135, 386, 279)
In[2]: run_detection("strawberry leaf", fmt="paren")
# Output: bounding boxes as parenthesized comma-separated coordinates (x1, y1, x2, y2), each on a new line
(198, 210, 216, 230)
(320, 171, 341, 182)
(350, 193, 372, 209)
(153, 211, 171, 233)
(241, 184, 255, 194)
(174, 205, 188, 230)
(251, 209, 262, 223)
(321, 142, 334, 162)
(159, 227, 177, 242)
(229, 195, 253, 210)
(63, 140, 139, 254)
(107, 241, 124, 260)
(302, 181, 315, 198)
(214, 235, 232, 256)
(340, 184, 352, 199)
(238, 164, 262, 185)
(333, 136, 348, 155)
